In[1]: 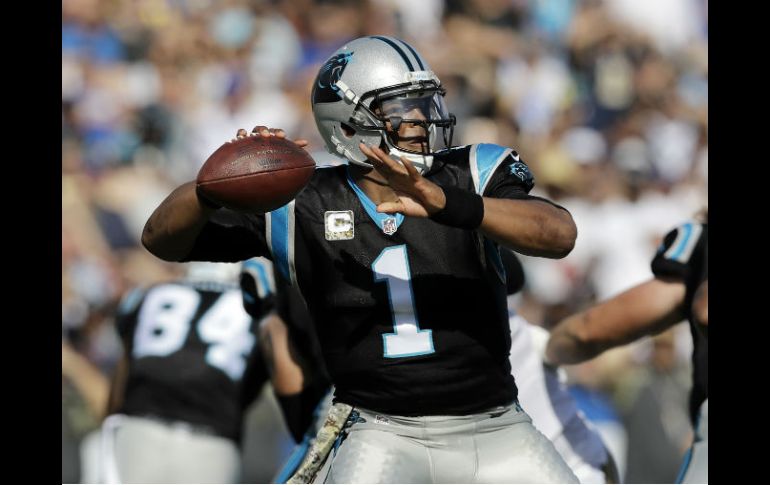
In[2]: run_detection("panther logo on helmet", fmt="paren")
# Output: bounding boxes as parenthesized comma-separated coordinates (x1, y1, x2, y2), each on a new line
(310, 36, 456, 172)
(313, 52, 354, 104)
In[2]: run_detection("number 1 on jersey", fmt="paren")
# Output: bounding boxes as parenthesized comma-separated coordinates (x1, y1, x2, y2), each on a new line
(373, 245, 434, 358)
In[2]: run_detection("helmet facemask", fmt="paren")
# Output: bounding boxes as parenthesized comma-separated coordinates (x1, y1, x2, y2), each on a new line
(348, 80, 456, 174)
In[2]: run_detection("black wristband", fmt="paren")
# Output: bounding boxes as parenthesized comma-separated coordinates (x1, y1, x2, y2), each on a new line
(195, 184, 222, 210)
(429, 186, 484, 229)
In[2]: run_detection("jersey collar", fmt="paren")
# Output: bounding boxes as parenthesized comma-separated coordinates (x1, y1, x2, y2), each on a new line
(345, 167, 404, 235)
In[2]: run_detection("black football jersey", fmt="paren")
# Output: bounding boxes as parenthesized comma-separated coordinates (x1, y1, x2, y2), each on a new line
(651, 221, 708, 423)
(115, 280, 267, 442)
(185, 143, 546, 415)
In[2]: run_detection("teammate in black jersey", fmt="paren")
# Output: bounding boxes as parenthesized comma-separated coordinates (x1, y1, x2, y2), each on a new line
(96, 261, 273, 483)
(143, 36, 578, 483)
(547, 211, 708, 483)
(245, 262, 331, 444)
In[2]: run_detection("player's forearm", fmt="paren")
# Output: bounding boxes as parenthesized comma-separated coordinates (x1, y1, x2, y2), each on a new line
(259, 314, 304, 395)
(546, 278, 687, 365)
(63, 357, 111, 419)
(545, 312, 609, 365)
(141, 182, 216, 261)
(480, 197, 577, 259)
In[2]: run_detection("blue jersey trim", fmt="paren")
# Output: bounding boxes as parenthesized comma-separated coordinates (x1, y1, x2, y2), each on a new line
(675, 447, 694, 483)
(668, 222, 693, 261)
(273, 435, 311, 483)
(346, 169, 404, 233)
(244, 258, 274, 297)
(269, 206, 291, 281)
(475, 143, 509, 194)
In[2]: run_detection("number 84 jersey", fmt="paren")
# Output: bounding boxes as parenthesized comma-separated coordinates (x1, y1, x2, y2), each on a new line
(264, 144, 534, 416)
(115, 281, 267, 442)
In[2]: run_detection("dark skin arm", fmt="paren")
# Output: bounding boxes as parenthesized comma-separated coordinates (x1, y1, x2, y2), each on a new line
(258, 312, 304, 396)
(259, 311, 331, 442)
(692, 279, 708, 327)
(105, 352, 130, 417)
(480, 196, 577, 258)
(545, 277, 687, 365)
(141, 181, 217, 261)
(141, 128, 309, 262)
(359, 143, 577, 258)
(691, 278, 708, 338)
(61, 342, 111, 420)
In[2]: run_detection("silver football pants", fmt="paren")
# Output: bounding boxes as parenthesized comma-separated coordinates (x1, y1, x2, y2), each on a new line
(321, 401, 579, 484)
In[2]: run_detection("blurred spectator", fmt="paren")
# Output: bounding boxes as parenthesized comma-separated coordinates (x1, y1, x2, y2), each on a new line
(621, 327, 693, 483)
(545, 214, 708, 483)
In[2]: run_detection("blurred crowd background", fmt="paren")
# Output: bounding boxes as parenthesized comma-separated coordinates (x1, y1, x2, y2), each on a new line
(62, 0, 707, 482)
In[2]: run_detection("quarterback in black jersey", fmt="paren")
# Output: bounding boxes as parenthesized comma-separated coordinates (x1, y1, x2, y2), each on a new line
(547, 213, 708, 483)
(144, 36, 578, 483)
(97, 261, 273, 484)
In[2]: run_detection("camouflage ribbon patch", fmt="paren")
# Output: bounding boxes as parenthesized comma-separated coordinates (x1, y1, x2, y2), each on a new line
(287, 402, 354, 484)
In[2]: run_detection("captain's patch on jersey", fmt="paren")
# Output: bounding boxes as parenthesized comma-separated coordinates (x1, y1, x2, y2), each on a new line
(325, 210, 354, 240)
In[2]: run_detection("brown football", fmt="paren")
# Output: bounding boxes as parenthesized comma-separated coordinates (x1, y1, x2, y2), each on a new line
(196, 136, 315, 213)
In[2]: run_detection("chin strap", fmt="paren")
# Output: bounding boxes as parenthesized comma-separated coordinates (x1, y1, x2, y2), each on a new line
(388, 147, 433, 174)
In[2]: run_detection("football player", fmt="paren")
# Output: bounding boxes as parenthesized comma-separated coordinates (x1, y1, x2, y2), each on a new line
(546, 212, 708, 483)
(91, 260, 273, 483)
(273, 251, 618, 483)
(247, 264, 331, 445)
(143, 36, 579, 483)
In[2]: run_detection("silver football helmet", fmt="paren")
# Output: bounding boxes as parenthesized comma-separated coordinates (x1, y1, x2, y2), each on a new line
(311, 36, 456, 174)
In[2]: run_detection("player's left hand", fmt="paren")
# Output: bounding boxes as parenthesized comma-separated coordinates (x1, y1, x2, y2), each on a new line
(359, 143, 446, 217)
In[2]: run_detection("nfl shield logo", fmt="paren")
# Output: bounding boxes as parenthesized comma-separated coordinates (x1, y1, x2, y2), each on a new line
(382, 217, 397, 235)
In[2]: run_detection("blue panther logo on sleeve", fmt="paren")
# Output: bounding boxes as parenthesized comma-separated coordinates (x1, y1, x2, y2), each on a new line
(509, 154, 532, 182)
(312, 52, 354, 103)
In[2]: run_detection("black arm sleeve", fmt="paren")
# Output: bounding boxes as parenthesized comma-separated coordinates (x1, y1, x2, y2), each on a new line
(272, 268, 333, 442)
(500, 249, 526, 295)
(181, 210, 269, 262)
(276, 380, 332, 443)
(483, 152, 571, 214)
(482, 151, 535, 199)
(650, 222, 706, 281)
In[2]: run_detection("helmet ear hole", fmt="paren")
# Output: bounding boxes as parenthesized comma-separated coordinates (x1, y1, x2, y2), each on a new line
(341, 123, 356, 138)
